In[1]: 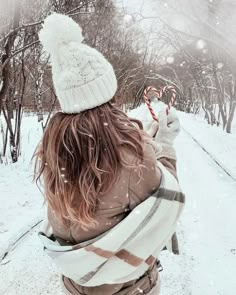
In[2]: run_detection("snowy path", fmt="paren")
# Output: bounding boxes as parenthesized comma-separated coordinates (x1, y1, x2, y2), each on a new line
(1, 128, 236, 295)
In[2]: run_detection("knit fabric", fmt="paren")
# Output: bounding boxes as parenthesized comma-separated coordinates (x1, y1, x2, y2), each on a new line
(39, 13, 117, 113)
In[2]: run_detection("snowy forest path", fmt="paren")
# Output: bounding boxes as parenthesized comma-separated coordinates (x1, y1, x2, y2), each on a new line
(161, 128, 236, 295)
(0, 128, 236, 295)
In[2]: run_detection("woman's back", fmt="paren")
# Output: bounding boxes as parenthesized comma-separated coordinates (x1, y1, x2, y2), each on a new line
(36, 13, 184, 295)
(48, 135, 162, 244)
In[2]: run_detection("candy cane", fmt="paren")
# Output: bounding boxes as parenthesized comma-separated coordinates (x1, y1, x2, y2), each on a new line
(143, 86, 159, 121)
(143, 85, 177, 120)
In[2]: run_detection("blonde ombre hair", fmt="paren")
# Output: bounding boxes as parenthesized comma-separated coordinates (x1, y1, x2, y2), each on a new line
(34, 102, 144, 228)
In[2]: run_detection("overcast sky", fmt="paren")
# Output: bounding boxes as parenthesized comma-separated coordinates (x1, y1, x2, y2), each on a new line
(119, 0, 236, 49)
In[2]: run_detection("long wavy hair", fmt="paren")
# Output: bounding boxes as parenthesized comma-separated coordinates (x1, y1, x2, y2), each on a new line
(34, 102, 144, 228)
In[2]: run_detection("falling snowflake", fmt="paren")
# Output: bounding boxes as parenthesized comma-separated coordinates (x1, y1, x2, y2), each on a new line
(163, 3, 168, 7)
(217, 62, 224, 69)
(137, 288, 143, 293)
(123, 14, 133, 27)
(124, 14, 132, 23)
(166, 56, 174, 64)
(103, 122, 109, 126)
(196, 40, 206, 50)
(61, 167, 66, 171)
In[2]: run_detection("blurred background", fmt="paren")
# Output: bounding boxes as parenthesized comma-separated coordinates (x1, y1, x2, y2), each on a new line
(0, 0, 236, 163)
(0, 1, 236, 295)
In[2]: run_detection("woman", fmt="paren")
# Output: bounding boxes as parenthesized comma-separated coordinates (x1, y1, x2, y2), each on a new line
(35, 13, 185, 295)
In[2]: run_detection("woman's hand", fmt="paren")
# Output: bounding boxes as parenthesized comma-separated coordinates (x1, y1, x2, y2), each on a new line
(154, 107, 180, 146)
(145, 102, 180, 145)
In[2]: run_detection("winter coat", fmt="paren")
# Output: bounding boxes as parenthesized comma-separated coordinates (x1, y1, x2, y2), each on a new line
(47, 133, 180, 295)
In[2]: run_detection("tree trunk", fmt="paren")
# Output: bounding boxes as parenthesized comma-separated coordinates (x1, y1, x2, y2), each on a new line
(226, 101, 236, 133)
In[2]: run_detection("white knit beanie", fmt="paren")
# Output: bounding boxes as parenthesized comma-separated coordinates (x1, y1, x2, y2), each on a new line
(39, 13, 117, 113)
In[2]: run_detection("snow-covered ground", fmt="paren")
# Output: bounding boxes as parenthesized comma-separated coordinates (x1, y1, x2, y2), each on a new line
(0, 116, 44, 259)
(0, 106, 236, 294)
(179, 112, 236, 180)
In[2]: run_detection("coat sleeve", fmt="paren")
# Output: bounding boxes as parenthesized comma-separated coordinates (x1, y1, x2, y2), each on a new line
(128, 134, 178, 209)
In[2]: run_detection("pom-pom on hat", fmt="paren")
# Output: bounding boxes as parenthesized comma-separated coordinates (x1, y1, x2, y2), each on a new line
(39, 13, 117, 113)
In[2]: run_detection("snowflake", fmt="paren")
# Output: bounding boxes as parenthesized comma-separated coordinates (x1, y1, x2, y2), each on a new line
(217, 62, 224, 69)
(123, 14, 133, 28)
(124, 14, 133, 24)
(137, 288, 143, 293)
(196, 40, 206, 50)
(103, 122, 109, 126)
(166, 56, 174, 64)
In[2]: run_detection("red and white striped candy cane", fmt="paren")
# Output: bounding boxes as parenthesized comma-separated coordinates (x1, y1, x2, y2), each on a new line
(143, 86, 159, 121)
(160, 86, 177, 115)
(143, 85, 177, 120)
